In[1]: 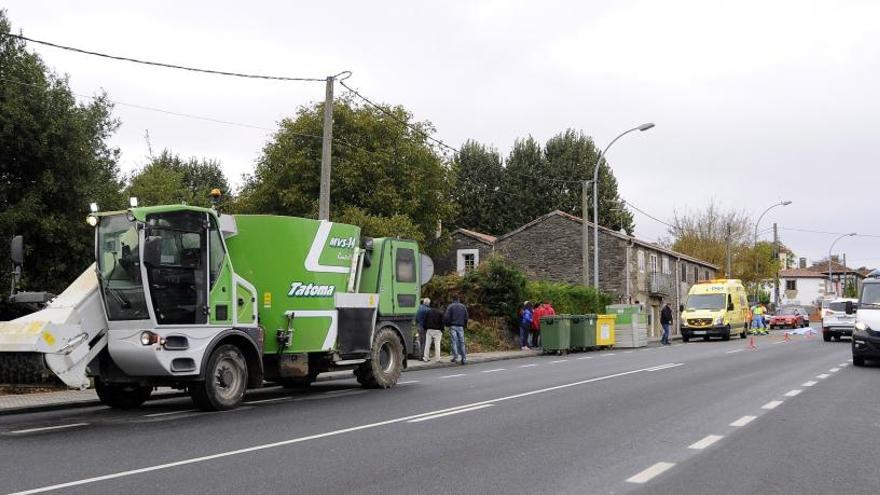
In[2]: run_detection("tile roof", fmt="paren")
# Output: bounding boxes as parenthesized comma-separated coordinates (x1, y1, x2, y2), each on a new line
(452, 228, 497, 245)
(779, 268, 826, 279)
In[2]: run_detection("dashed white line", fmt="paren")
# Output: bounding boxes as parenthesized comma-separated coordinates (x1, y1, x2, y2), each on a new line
(397, 380, 420, 384)
(801, 381, 818, 387)
(551, 359, 568, 364)
(726, 349, 744, 354)
(577, 356, 592, 360)
(817, 373, 830, 379)
(144, 409, 200, 417)
(519, 364, 538, 368)
(839, 363, 850, 367)
(623, 351, 633, 354)
(480, 369, 505, 374)
(9, 423, 89, 434)
(626, 462, 676, 484)
(829, 368, 840, 373)
(784, 389, 802, 397)
(439, 373, 466, 379)
(245, 397, 289, 405)
(602, 353, 616, 357)
(688, 434, 724, 450)
(730, 415, 757, 427)
(407, 404, 494, 423)
(672, 344, 683, 347)
(773, 340, 787, 345)
(762, 400, 783, 410)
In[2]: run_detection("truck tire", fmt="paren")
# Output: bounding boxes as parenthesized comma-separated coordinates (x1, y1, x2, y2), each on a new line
(355, 327, 403, 389)
(95, 378, 152, 410)
(740, 325, 747, 339)
(190, 344, 248, 411)
(682, 333, 690, 343)
(722, 325, 731, 341)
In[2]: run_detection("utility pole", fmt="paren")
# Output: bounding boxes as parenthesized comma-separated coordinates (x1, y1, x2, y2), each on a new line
(843, 252, 848, 296)
(318, 75, 334, 221)
(773, 222, 779, 305)
(581, 180, 591, 286)
(726, 224, 732, 277)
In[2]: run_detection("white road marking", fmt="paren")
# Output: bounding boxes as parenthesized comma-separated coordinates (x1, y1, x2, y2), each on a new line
(730, 415, 757, 427)
(439, 373, 466, 379)
(480, 369, 505, 374)
(626, 462, 676, 484)
(762, 400, 783, 410)
(144, 409, 200, 417)
(672, 344, 683, 347)
(602, 353, 616, 357)
(829, 368, 840, 372)
(577, 356, 592, 360)
(688, 434, 724, 450)
(816, 373, 830, 379)
(773, 340, 787, 344)
(646, 363, 685, 372)
(726, 349, 744, 354)
(801, 381, 818, 387)
(295, 391, 365, 401)
(551, 360, 568, 364)
(244, 397, 290, 405)
(519, 364, 538, 368)
(839, 363, 850, 367)
(7, 363, 683, 495)
(397, 380, 419, 384)
(9, 423, 89, 435)
(623, 351, 633, 354)
(784, 389, 802, 397)
(406, 404, 494, 423)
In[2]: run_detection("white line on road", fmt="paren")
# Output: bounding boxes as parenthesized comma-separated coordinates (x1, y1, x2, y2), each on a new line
(784, 389, 802, 397)
(602, 353, 616, 357)
(295, 391, 365, 401)
(773, 340, 787, 345)
(645, 363, 685, 372)
(623, 351, 633, 354)
(480, 369, 505, 374)
(730, 415, 757, 427)
(816, 374, 830, 379)
(397, 380, 420, 384)
(439, 373, 466, 379)
(801, 381, 818, 387)
(244, 397, 290, 405)
(577, 356, 592, 360)
(519, 364, 538, 368)
(9, 423, 89, 435)
(144, 409, 200, 417)
(407, 404, 494, 423)
(829, 368, 840, 372)
(672, 344, 683, 347)
(839, 363, 850, 367)
(626, 462, 676, 484)
(725, 349, 744, 354)
(551, 360, 568, 364)
(762, 400, 784, 410)
(688, 434, 724, 450)
(7, 363, 684, 495)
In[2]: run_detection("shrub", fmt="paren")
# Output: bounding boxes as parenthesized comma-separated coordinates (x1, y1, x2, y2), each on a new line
(525, 280, 611, 315)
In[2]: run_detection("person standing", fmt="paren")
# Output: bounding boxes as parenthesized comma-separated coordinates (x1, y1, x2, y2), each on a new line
(660, 302, 673, 345)
(530, 302, 544, 349)
(422, 302, 444, 362)
(534, 299, 555, 348)
(415, 298, 430, 356)
(444, 295, 469, 365)
(519, 301, 533, 351)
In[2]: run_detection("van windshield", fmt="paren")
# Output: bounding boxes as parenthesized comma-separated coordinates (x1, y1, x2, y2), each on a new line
(861, 285, 880, 309)
(686, 293, 726, 311)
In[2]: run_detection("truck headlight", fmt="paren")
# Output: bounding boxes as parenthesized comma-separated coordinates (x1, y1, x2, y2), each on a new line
(715, 315, 724, 325)
(140, 331, 160, 346)
(855, 321, 867, 332)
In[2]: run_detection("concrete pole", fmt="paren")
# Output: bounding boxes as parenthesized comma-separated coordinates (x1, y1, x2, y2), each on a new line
(773, 222, 780, 305)
(582, 180, 590, 286)
(828, 233, 856, 297)
(318, 75, 334, 221)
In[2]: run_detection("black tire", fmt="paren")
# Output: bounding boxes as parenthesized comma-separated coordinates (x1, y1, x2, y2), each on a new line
(95, 378, 152, 410)
(853, 355, 865, 367)
(682, 334, 690, 343)
(703, 335, 710, 341)
(740, 325, 747, 339)
(190, 344, 248, 411)
(823, 333, 831, 342)
(722, 325, 731, 341)
(355, 327, 403, 389)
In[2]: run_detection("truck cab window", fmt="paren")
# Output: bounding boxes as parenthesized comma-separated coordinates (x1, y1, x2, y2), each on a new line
(208, 218, 226, 289)
(395, 248, 416, 283)
(97, 214, 149, 320)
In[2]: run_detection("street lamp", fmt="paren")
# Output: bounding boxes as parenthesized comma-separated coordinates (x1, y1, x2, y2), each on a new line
(752, 200, 792, 300)
(828, 233, 857, 297)
(591, 123, 654, 288)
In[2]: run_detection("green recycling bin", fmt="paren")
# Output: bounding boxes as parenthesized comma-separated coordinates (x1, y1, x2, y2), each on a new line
(541, 315, 571, 354)
(570, 314, 597, 351)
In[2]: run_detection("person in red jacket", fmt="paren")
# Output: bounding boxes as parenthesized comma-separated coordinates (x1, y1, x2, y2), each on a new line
(531, 299, 556, 348)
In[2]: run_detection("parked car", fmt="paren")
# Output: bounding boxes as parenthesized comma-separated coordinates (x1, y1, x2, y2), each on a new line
(769, 306, 809, 329)
(822, 298, 858, 341)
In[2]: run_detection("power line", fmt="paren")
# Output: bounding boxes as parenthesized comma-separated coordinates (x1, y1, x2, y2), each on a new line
(621, 199, 677, 230)
(779, 226, 880, 238)
(3, 32, 327, 82)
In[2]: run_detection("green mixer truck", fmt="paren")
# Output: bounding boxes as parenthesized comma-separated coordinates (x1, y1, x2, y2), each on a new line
(0, 203, 433, 410)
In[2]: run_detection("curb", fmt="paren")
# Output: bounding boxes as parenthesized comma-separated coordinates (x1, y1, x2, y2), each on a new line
(0, 350, 540, 416)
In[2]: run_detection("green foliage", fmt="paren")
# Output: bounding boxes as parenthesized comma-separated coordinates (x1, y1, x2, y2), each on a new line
(524, 280, 611, 315)
(423, 255, 526, 322)
(0, 12, 124, 317)
(448, 141, 508, 235)
(236, 96, 453, 257)
(844, 282, 858, 298)
(335, 206, 424, 244)
(127, 150, 230, 208)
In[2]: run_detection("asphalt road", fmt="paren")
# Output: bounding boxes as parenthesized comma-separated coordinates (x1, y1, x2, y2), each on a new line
(0, 331, 874, 495)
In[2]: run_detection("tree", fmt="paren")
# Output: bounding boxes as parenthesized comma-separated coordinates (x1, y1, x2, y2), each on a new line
(237, 96, 453, 255)
(500, 136, 551, 230)
(0, 12, 124, 317)
(127, 150, 230, 208)
(448, 140, 508, 235)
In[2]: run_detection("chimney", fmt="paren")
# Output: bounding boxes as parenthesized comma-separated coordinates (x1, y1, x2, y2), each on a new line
(799, 257, 807, 269)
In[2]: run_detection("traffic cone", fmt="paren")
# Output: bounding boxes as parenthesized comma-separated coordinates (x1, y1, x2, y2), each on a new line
(749, 336, 757, 350)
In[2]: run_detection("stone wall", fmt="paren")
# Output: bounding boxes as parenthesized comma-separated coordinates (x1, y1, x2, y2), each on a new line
(434, 232, 494, 275)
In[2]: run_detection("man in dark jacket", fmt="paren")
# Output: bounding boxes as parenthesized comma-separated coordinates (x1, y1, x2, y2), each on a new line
(415, 298, 430, 356)
(444, 295, 469, 365)
(660, 303, 673, 345)
(422, 303, 445, 362)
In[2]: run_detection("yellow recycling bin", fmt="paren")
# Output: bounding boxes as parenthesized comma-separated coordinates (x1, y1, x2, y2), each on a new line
(596, 314, 616, 347)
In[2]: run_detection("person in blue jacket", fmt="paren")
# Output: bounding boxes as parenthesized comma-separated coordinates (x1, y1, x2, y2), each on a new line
(520, 301, 533, 350)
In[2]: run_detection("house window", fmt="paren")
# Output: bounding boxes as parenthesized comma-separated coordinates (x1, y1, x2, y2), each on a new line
(785, 279, 797, 291)
(649, 254, 658, 274)
(681, 263, 687, 281)
(456, 249, 479, 274)
(662, 256, 670, 275)
(637, 250, 645, 273)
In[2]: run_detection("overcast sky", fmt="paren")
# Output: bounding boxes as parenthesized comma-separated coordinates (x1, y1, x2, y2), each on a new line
(5, 0, 879, 267)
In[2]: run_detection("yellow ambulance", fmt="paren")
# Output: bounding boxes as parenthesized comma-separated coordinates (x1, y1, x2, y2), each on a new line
(680, 279, 750, 342)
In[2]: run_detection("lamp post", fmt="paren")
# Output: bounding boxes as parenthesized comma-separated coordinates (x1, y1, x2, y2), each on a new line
(752, 200, 792, 301)
(828, 233, 856, 297)
(592, 123, 654, 288)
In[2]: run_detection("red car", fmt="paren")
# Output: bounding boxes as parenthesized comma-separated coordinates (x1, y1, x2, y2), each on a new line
(769, 306, 809, 329)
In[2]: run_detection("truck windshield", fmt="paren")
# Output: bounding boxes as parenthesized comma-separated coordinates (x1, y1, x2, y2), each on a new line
(97, 214, 149, 320)
(861, 284, 880, 308)
(685, 293, 726, 310)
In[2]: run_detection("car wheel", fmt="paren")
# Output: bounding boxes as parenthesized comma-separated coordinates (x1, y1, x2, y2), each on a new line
(682, 334, 690, 343)
(823, 333, 831, 342)
(722, 325, 731, 341)
(853, 355, 866, 367)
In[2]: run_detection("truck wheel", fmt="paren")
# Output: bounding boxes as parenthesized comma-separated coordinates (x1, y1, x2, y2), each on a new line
(95, 378, 152, 410)
(740, 325, 747, 339)
(190, 344, 248, 411)
(822, 332, 831, 342)
(355, 327, 403, 389)
(722, 325, 731, 341)
(682, 334, 690, 343)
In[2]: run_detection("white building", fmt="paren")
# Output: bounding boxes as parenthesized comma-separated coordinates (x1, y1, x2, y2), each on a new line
(778, 268, 827, 306)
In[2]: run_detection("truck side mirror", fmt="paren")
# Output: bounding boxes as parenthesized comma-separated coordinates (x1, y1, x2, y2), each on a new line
(845, 301, 855, 315)
(10, 235, 23, 267)
(143, 236, 162, 267)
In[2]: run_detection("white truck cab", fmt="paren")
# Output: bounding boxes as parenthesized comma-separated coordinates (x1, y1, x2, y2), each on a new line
(849, 271, 880, 366)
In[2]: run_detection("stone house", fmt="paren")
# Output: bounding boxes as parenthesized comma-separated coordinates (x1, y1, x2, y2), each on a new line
(440, 210, 719, 340)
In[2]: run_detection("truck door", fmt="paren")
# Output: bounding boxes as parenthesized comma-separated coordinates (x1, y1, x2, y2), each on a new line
(391, 241, 419, 315)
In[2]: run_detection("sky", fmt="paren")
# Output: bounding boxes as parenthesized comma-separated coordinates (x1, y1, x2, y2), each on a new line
(4, 0, 879, 268)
